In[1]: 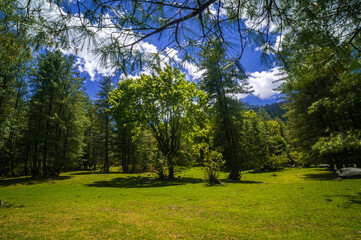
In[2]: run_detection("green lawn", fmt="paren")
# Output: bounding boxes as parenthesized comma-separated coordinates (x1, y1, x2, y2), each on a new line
(0, 167, 360, 239)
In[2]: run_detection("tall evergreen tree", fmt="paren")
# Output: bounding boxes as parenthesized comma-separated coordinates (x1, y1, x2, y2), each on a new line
(0, 21, 32, 176)
(199, 41, 252, 180)
(26, 50, 87, 177)
(82, 99, 103, 171)
(280, 40, 361, 169)
(95, 76, 114, 172)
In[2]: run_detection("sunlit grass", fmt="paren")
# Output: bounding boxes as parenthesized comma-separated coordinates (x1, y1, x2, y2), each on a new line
(1, 167, 360, 239)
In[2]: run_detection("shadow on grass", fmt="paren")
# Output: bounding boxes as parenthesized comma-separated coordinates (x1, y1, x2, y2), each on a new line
(246, 170, 284, 174)
(0, 176, 72, 187)
(221, 179, 263, 184)
(85, 176, 203, 188)
(303, 169, 338, 181)
(70, 171, 122, 176)
(324, 192, 361, 208)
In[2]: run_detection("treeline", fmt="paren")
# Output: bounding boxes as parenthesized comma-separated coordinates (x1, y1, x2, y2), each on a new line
(1, 51, 93, 176)
(0, 44, 294, 180)
(1, 34, 361, 180)
(252, 102, 287, 120)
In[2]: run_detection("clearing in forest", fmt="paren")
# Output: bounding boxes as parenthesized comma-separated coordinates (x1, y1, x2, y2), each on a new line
(0, 167, 360, 239)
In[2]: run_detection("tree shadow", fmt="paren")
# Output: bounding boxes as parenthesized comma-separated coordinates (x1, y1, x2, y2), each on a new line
(0, 176, 72, 187)
(303, 169, 338, 181)
(221, 179, 263, 184)
(85, 176, 203, 188)
(324, 193, 361, 208)
(70, 171, 122, 176)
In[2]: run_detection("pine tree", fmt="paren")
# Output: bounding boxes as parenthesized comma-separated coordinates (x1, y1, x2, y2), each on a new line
(26, 50, 87, 177)
(0, 27, 31, 176)
(199, 41, 252, 180)
(95, 76, 114, 172)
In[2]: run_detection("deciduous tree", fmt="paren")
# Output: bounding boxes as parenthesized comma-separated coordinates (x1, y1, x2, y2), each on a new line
(110, 65, 206, 179)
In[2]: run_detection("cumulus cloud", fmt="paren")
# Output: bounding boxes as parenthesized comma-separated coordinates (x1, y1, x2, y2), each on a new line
(117, 47, 204, 83)
(247, 67, 285, 99)
(21, 0, 285, 100)
(208, 3, 228, 17)
(273, 35, 284, 51)
(22, 0, 205, 82)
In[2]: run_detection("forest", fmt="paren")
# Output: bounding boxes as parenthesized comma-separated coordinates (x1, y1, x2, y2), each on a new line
(1, 0, 360, 181)
(0, 0, 361, 239)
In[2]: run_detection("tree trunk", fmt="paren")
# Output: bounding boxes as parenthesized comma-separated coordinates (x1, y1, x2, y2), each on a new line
(24, 144, 29, 175)
(168, 156, 174, 179)
(122, 151, 128, 173)
(32, 141, 40, 178)
(42, 92, 54, 176)
(335, 155, 343, 170)
(104, 114, 110, 172)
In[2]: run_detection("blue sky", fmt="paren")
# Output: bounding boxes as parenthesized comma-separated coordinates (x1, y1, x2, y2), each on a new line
(27, 0, 285, 105)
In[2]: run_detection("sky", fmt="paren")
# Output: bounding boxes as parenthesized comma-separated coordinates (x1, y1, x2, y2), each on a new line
(26, 0, 285, 106)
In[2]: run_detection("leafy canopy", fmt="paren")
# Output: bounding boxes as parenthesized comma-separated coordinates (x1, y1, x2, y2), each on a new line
(110, 65, 207, 178)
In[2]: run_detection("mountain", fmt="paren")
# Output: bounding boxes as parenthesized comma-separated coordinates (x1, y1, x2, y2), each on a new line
(250, 101, 287, 120)
(242, 94, 283, 106)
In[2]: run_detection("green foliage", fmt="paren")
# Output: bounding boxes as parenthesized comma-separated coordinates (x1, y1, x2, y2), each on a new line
(110, 65, 207, 178)
(149, 149, 167, 179)
(203, 147, 225, 185)
(281, 44, 361, 169)
(242, 110, 289, 172)
(253, 102, 287, 120)
(26, 51, 88, 176)
(0, 20, 32, 176)
(313, 131, 361, 158)
(199, 40, 252, 180)
(94, 77, 115, 172)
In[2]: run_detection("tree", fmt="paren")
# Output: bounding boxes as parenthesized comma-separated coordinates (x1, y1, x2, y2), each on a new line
(0, 14, 32, 176)
(203, 147, 225, 185)
(110, 65, 206, 179)
(282, 46, 361, 169)
(8, 0, 359, 72)
(271, 0, 361, 170)
(0, 60, 29, 176)
(199, 41, 252, 180)
(95, 77, 114, 172)
(242, 110, 288, 172)
(82, 97, 103, 171)
(26, 50, 87, 177)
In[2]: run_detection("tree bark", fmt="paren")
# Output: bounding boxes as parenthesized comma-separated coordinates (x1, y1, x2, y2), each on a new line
(168, 156, 174, 179)
(104, 113, 110, 172)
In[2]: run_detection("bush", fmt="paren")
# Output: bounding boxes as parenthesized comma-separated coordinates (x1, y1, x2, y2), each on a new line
(203, 148, 225, 185)
(149, 150, 167, 179)
(253, 153, 289, 172)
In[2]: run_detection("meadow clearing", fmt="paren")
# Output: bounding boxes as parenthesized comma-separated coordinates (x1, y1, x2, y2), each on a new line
(0, 167, 360, 240)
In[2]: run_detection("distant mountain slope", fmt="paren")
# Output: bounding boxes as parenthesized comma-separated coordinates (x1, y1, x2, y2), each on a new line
(242, 94, 282, 106)
(250, 101, 287, 120)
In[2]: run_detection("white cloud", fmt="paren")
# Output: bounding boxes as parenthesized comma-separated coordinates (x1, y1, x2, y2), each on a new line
(273, 34, 284, 51)
(181, 61, 205, 80)
(23, 1, 205, 82)
(247, 67, 285, 99)
(208, 3, 228, 17)
(21, 0, 284, 91)
(244, 18, 276, 33)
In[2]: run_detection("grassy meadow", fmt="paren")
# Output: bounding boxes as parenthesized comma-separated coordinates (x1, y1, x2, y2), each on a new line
(0, 167, 360, 240)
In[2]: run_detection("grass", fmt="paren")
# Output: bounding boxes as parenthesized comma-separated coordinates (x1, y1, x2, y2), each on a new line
(0, 167, 360, 239)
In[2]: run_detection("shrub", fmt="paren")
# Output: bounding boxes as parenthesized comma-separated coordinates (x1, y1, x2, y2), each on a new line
(203, 148, 225, 185)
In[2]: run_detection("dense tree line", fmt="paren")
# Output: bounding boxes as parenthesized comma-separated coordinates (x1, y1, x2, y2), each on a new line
(276, 0, 361, 170)
(252, 102, 287, 121)
(1, 40, 360, 180)
(1, 0, 360, 181)
(0, 45, 292, 181)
